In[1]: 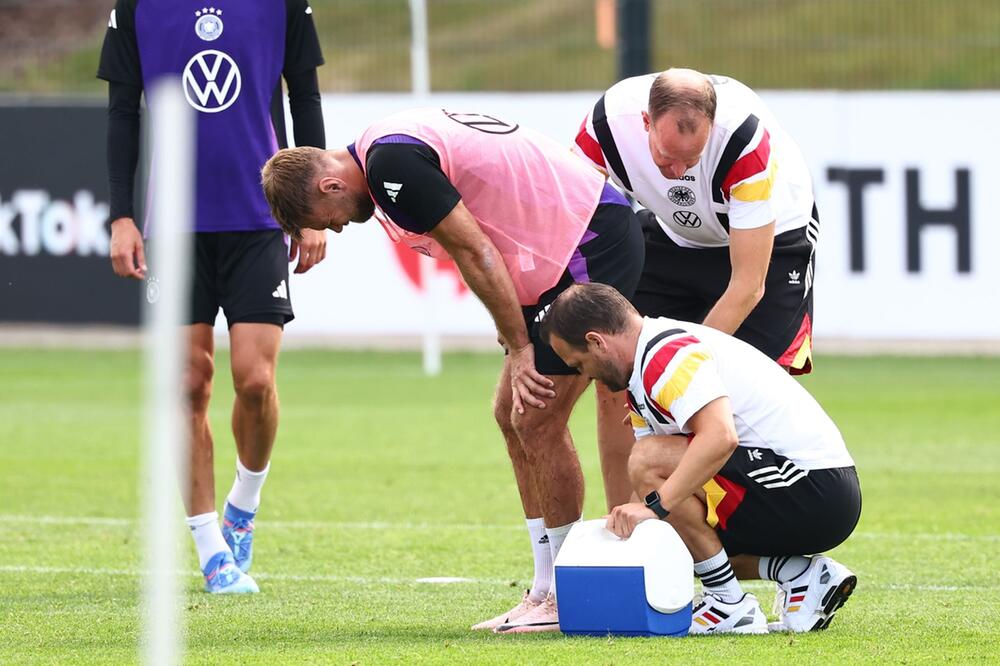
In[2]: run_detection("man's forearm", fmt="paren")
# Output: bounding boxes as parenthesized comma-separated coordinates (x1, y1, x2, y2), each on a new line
(701, 282, 765, 335)
(452, 243, 530, 350)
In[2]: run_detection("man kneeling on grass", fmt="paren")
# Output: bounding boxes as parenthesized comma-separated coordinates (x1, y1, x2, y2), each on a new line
(540, 283, 861, 634)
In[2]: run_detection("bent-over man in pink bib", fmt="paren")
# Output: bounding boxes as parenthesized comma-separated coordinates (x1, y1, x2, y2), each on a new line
(261, 107, 645, 633)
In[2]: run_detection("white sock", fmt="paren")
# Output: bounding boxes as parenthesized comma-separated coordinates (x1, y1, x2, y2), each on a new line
(759, 555, 811, 584)
(226, 458, 269, 513)
(186, 512, 229, 570)
(543, 518, 580, 600)
(525, 518, 553, 602)
(544, 520, 578, 563)
(694, 549, 744, 604)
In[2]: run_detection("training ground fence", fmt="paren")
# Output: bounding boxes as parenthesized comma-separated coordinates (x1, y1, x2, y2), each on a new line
(0, 0, 997, 94)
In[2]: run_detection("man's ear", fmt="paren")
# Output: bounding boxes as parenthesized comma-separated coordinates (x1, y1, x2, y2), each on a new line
(641, 110, 651, 132)
(585, 331, 606, 351)
(318, 176, 343, 195)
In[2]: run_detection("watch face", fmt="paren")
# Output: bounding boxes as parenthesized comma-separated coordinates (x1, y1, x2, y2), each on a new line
(644, 490, 659, 506)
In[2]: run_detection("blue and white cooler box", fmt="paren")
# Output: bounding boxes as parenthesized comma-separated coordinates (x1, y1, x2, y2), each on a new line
(554, 518, 694, 636)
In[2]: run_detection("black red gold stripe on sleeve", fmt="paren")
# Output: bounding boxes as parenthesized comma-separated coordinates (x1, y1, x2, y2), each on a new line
(721, 128, 771, 198)
(712, 114, 759, 205)
(574, 115, 606, 169)
(592, 94, 634, 192)
(641, 333, 706, 410)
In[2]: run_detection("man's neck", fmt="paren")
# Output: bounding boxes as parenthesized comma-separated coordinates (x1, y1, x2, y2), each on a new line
(623, 314, 645, 367)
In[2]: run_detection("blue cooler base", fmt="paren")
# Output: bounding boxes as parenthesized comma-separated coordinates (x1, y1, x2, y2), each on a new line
(555, 566, 691, 637)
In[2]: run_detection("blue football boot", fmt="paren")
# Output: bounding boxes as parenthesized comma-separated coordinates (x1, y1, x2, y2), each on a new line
(222, 502, 256, 573)
(202, 550, 259, 594)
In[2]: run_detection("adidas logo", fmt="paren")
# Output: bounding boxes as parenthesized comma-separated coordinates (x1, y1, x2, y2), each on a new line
(272, 280, 287, 299)
(788, 270, 801, 285)
(533, 303, 552, 325)
(384, 181, 403, 203)
(537, 534, 549, 545)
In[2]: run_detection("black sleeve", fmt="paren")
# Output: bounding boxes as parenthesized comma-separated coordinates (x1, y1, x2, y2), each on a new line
(96, 0, 142, 86)
(284, 0, 325, 76)
(365, 142, 463, 234)
(106, 81, 143, 221)
(285, 68, 325, 149)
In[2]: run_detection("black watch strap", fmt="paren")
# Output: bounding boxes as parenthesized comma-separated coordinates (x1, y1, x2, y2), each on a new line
(644, 490, 670, 520)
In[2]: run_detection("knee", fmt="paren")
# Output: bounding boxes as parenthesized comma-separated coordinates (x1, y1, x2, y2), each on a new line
(492, 390, 515, 437)
(628, 438, 667, 493)
(186, 352, 214, 414)
(510, 408, 546, 443)
(509, 408, 569, 461)
(234, 367, 276, 409)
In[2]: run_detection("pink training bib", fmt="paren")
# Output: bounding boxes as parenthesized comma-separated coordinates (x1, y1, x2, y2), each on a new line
(355, 108, 605, 305)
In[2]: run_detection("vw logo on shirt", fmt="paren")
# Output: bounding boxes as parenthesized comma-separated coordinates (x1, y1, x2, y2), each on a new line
(182, 49, 241, 113)
(672, 211, 702, 228)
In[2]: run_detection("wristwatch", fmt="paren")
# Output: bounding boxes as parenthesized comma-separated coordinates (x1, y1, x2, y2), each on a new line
(644, 490, 670, 520)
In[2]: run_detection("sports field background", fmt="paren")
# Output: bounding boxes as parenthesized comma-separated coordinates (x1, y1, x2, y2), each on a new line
(1, 349, 997, 663)
(3, 0, 998, 93)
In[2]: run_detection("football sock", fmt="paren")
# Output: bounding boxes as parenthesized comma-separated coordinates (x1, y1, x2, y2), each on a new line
(543, 518, 580, 600)
(226, 458, 269, 513)
(759, 555, 811, 584)
(544, 519, 577, 563)
(525, 517, 552, 602)
(186, 512, 230, 570)
(694, 549, 744, 603)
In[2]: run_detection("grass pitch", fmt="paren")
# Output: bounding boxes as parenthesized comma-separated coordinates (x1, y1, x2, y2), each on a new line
(1, 349, 998, 663)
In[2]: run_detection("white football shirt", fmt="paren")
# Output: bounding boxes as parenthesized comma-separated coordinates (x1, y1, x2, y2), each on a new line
(627, 316, 854, 471)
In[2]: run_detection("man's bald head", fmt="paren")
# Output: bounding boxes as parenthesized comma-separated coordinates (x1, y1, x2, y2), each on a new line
(648, 68, 717, 134)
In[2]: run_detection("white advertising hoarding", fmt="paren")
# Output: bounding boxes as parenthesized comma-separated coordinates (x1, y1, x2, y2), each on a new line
(270, 92, 1000, 342)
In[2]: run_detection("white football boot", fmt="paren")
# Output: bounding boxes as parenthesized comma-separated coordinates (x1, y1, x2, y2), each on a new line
(769, 555, 857, 632)
(689, 592, 768, 635)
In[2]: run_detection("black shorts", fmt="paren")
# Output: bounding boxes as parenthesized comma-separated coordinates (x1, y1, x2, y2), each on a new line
(147, 230, 293, 328)
(632, 209, 816, 374)
(520, 202, 644, 375)
(708, 447, 862, 557)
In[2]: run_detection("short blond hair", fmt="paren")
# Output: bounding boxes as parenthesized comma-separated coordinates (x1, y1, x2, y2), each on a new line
(261, 147, 325, 239)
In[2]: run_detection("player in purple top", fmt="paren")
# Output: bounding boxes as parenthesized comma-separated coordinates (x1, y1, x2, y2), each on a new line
(98, 0, 327, 593)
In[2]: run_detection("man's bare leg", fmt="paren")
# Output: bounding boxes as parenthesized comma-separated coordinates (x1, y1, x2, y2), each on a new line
(220, 323, 283, 574)
(509, 371, 591, 528)
(595, 384, 636, 511)
(184, 324, 245, 585)
(186, 324, 217, 516)
(475, 364, 589, 631)
(228, 323, 282, 472)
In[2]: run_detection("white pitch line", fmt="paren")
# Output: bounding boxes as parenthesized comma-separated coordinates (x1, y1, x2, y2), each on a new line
(1, 515, 997, 543)
(0, 565, 990, 593)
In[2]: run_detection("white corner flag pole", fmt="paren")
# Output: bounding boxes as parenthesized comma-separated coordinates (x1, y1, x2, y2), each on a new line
(408, 0, 441, 376)
(142, 78, 194, 666)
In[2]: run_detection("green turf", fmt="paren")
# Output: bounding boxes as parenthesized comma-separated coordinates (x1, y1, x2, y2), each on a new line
(1, 349, 998, 663)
